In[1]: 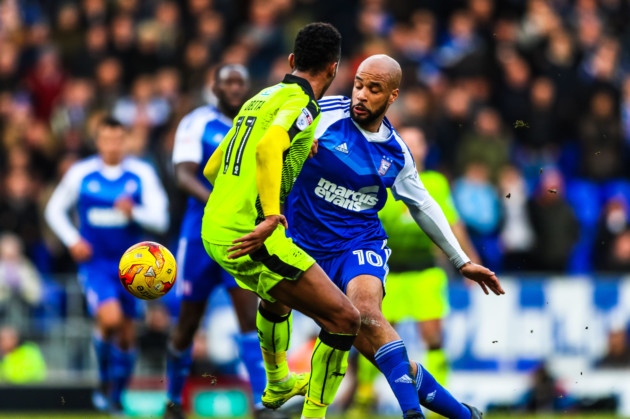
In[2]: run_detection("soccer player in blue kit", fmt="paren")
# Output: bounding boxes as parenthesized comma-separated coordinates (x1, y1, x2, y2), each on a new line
(164, 64, 286, 419)
(45, 117, 169, 415)
(286, 55, 505, 419)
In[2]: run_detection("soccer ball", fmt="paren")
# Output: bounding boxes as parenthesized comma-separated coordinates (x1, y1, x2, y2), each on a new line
(118, 241, 177, 300)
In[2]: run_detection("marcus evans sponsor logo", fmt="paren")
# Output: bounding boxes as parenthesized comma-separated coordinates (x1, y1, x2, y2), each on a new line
(314, 178, 379, 211)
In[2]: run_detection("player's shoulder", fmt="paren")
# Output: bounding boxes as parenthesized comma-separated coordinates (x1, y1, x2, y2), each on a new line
(122, 157, 159, 178)
(316, 96, 351, 135)
(65, 155, 101, 178)
(178, 105, 218, 128)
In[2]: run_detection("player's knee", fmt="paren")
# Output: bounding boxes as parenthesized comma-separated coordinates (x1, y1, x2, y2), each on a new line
(336, 304, 361, 335)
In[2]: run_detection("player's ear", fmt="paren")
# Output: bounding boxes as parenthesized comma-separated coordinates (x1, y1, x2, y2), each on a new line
(329, 61, 339, 78)
(389, 88, 399, 105)
(288, 53, 295, 70)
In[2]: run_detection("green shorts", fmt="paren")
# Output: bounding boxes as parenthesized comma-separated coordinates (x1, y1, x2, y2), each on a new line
(382, 267, 449, 323)
(202, 225, 315, 302)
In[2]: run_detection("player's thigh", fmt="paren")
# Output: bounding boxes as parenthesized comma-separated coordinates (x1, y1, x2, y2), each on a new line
(319, 242, 390, 295)
(382, 267, 449, 323)
(176, 236, 224, 302)
(202, 226, 315, 303)
(79, 259, 138, 320)
(268, 262, 359, 334)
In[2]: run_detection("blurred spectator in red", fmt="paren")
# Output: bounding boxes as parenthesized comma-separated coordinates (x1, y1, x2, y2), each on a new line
(24, 47, 67, 121)
(527, 168, 580, 272)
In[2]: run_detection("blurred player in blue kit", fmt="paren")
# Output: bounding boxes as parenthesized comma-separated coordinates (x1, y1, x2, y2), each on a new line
(285, 55, 505, 419)
(164, 64, 285, 419)
(45, 117, 169, 415)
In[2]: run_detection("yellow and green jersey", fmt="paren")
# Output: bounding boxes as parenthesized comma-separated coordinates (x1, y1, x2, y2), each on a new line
(202, 74, 320, 244)
(379, 170, 459, 272)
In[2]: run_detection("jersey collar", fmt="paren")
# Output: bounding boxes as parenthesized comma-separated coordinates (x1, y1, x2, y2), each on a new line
(282, 74, 315, 100)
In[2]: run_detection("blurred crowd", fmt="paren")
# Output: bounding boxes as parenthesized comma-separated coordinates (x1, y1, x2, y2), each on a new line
(1, 0, 630, 321)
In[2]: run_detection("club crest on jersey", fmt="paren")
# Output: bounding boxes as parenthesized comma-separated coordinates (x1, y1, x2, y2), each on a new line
(378, 157, 392, 176)
(296, 108, 313, 131)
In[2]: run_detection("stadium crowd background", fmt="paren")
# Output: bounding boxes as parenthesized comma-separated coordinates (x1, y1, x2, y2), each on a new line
(0, 0, 630, 386)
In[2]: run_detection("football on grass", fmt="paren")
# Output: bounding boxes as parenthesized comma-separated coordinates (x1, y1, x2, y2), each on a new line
(118, 241, 177, 300)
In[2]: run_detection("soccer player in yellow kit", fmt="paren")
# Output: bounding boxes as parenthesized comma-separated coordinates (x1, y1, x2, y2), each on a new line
(201, 23, 361, 419)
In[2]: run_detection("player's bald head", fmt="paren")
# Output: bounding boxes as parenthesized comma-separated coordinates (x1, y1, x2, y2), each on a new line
(357, 54, 402, 90)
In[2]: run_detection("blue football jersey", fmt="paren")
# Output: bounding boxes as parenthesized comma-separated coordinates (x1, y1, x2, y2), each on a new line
(286, 96, 417, 257)
(45, 155, 169, 260)
(172, 105, 233, 239)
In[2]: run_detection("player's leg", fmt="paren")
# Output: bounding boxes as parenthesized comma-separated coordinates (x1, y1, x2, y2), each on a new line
(164, 237, 213, 419)
(228, 282, 288, 419)
(347, 274, 424, 419)
(204, 231, 360, 419)
(109, 315, 137, 413)
(267, 262, 360, 419)
(83, 262, 126, 413)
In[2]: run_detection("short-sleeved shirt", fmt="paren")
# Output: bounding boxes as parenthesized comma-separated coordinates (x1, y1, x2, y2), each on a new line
(172, 105, 233, 239)
(379, 171, 459, 271)
(202, 74, 320, 244)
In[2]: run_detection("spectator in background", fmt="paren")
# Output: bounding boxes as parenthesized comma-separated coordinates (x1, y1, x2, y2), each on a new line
(595, 325, 630, 368)
(456, 107, 512, 183)
(0, 233, 43, 317)
(594, 196, 630, 273)
(578, 89, 624, 182)
(452, 161, 502, 269)
(497, 164, 535, 272)
(434, 85, 473, 176)
(0, 325, 46, 384)
(24, 46, 67, 121)
(527, 168, 580, 272)
(0, 167, 45, 266)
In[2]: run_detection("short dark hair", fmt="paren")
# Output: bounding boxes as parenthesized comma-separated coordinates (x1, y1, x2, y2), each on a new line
(99, 116, 124, 129)
(293, 22, 341, 73)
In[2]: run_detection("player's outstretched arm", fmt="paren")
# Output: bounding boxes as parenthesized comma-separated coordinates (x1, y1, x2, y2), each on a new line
(228, 125, 290, 259)
(459, 262, 505, 295)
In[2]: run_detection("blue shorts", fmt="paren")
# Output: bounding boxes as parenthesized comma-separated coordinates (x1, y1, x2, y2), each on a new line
(315, 240, 391, 293)
(175, 236, 238, 302)
(78, 258, 139, 318)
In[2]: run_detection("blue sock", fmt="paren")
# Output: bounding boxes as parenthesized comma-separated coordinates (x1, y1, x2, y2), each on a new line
(237, 331, 267, 409)
(110, 345, 136, 407)
(92, 334, 112, 389)
(166, 343, 193, 405)
(415, 362, 470, 419)
(374, 340, 423, 418)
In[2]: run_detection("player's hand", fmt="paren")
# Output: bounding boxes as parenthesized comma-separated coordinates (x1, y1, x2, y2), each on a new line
(69, 239, 93, 262)
(114, 197, 134, 218)
(228, 215, 288, 259)
(459, 262, 505, 296)
(308, 138, 319, 159)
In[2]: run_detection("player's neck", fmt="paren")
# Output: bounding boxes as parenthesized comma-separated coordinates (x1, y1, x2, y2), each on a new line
(292, 70, 328, 100)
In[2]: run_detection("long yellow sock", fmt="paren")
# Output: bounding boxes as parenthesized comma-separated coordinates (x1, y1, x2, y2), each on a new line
(302, 331, 355, 418)
(257, 306, 293, 386)
(355, 354, 379, 406)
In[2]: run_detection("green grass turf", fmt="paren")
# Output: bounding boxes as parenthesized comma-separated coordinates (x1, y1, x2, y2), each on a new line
(0, 416, 615, 419)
